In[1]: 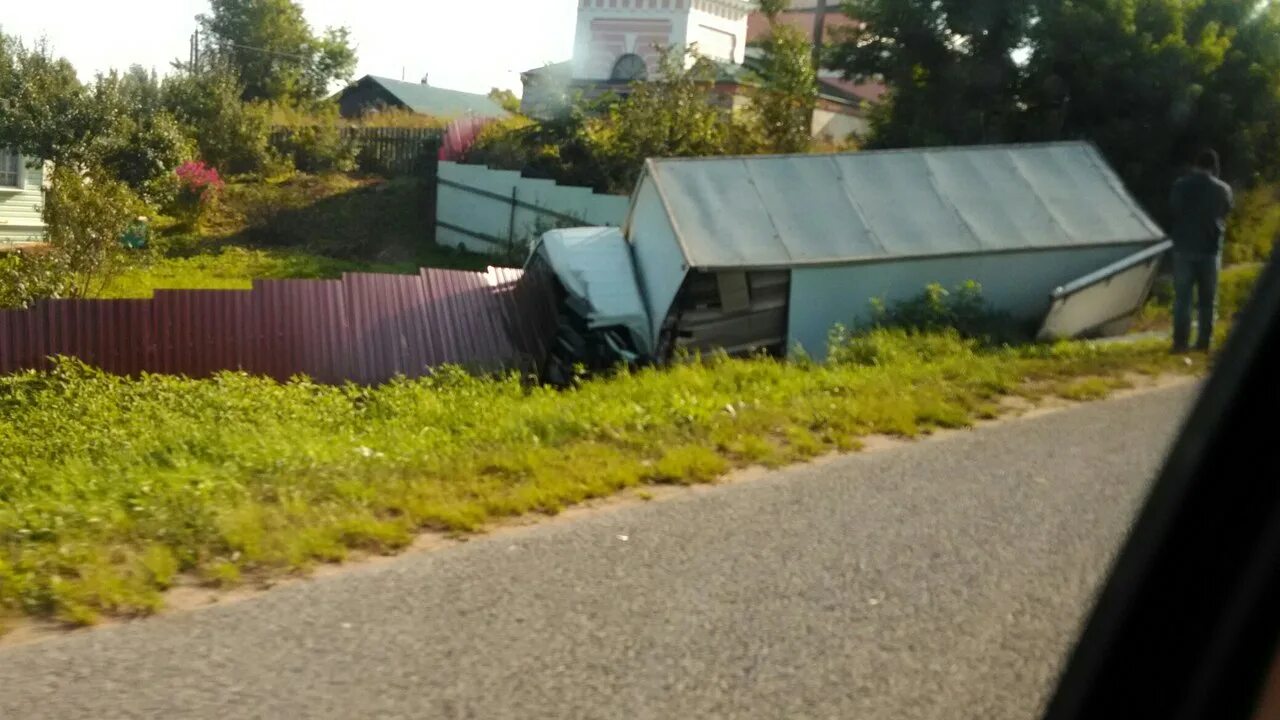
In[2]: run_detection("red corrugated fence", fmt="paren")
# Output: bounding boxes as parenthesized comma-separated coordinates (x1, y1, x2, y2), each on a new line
(0, 266, 559, 384)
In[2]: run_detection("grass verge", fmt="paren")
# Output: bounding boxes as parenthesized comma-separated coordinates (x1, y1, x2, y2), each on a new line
(99, 246, 420, 298)
(99, 172, 504, 299)
(0, 330, 1202, 630)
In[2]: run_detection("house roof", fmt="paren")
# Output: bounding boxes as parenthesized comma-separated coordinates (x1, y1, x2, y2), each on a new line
(348, 76, 510, 119)
(639, 142, 1166, 270)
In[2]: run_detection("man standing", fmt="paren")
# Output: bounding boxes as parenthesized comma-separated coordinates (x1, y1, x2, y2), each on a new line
(1169, 149, 1234, 352)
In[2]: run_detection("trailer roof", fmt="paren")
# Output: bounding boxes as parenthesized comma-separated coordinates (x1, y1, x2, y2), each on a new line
(640, 142, 1166, 270)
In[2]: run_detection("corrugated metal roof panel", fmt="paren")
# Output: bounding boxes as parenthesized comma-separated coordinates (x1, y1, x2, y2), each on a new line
(644, 142, 1166, 269)
(362, 76, 510, 119)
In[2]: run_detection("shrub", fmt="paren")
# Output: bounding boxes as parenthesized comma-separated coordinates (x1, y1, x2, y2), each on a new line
(0, 250, 70, 309)
(42, 165, 146, 297)
(271, 124, 357, 174)
(164, 70, 278, 177)
(869, 281, 1018, 342)
(173, 161, 225, 227)
(268, 103, 359, 174)
(1225, 184, 1279, 265)
(1219, 263, 1264, 319)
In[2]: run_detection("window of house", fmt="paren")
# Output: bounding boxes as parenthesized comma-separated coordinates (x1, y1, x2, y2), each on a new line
(0, 149, 21, 188)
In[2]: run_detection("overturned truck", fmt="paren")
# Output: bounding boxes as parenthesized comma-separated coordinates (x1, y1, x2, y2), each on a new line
(526, 142, 1171, 381)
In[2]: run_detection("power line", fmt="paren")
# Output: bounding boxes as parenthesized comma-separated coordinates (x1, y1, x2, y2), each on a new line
(188, 30, 312, 70)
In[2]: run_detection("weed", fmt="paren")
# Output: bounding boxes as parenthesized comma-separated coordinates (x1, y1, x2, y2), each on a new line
(650, 446, 731, 485)
(203, 561, 242, 588)
(0, 330, 1198, 629)
(1055, 377, 1120, 401)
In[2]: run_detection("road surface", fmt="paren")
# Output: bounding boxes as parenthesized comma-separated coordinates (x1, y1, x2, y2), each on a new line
(0, 385, 1196, 720)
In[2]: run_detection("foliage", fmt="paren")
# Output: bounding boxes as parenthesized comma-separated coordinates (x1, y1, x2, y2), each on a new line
(0, 34, 108, 166)
(267, 103, 358, 174)
(197, 0, 357, 104)
(829, 0, 1280, 218)
(583, 51, 764, 193)
(340, 107, 449, 130)
(749, 1, 818, 153)
(1225, 183, 1280, 265)
(829, 0, 1034, 148)
(1219, 262, 1264, 319)
(468, 50, 764, 194)
(0, 250, 70, 309)
(462, 114, 548, 171)
(488, 88, 522, 114)
(41, 165, 146, 298)
(93, 67, 196, 205)
(0, 331, 1199, 628)
(0, 39, 192, 201)
(173, 161, 226, 226)
(864, 281, 1020, 342)
(162, 69, 279, 177)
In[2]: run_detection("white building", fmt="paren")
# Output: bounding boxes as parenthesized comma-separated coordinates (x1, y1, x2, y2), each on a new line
(570, 0, 754, 81)
(521, 0, 874, 141)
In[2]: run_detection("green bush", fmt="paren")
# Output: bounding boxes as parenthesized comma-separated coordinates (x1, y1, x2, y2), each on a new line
(866, 281, 1020, 342)
(42, 165, 146, 298)
(1225, 184, 1279, 265)
(272, 124, 357, 174)
(1219, 263, 1264, 319)
(99, 110, 195, 207)
(94, 68, 196, 206)
(0, 251, 70, 309)
(268, 103, 359, 174)
(164, 70, 279, 177)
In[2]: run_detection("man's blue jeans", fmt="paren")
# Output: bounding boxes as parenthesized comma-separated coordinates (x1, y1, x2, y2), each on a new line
(1172, 253, 1221, 351)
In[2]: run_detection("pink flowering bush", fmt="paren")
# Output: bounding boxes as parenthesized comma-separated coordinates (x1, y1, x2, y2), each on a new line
(173, 161, 225, 226)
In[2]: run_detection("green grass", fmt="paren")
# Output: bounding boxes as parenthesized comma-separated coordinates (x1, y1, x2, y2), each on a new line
(98, 171, 505, 299)
(1135, 263, 1263, 332)
(100, 246, 421, 298)
(1054, 376, 1133, 401)
(0, 330, 1201, 630)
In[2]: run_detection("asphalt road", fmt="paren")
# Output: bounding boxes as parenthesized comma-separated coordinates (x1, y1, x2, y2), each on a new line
(0, 385, 1196, 720)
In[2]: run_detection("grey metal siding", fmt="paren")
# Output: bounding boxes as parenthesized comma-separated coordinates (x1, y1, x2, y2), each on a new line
(786, 244, 1150, 358)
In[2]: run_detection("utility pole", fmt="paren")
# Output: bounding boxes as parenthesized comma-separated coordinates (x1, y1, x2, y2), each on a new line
(189, 30, 201, 72)
(810, 0, 829, 131)
(811, 0, 828, 71)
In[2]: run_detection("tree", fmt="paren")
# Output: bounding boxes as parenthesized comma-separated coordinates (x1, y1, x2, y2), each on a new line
(829, 0, 1280, 218)
(95, 67, 195, 204)
(467, 49, 763, 194)
(0, 33, 108, 166)
(582, 50, 763, 192)
(488, 88, 521, 114)
(750, 0, 818, 153)
(163, 68, 276, 176)
(1018, 0, 1280, 216)
(42, 165, 145, 298)
(197, 0, 357, 104)
(828, 0, 1034, 148)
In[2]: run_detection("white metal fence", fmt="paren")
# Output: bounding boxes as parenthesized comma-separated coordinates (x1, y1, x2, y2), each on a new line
(436, 162, 629, 255)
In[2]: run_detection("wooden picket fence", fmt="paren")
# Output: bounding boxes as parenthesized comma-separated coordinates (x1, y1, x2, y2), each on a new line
(269, 127, 442, 177)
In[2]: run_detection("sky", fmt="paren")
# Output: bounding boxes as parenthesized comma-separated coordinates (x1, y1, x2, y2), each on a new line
(1, 0, 579, 95)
